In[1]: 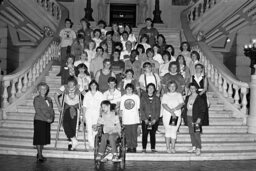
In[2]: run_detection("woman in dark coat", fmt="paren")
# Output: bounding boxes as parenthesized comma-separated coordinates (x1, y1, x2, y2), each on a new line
(183, 82, 206, 156)
(140, 83, 161, 153)
(33, 82, 55, 162)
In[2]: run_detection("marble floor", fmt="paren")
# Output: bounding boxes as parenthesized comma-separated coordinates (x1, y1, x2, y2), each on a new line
(1, 155, 256, 171)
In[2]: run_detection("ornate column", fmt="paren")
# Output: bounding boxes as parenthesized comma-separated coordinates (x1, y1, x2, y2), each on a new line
(248, 65, 256, 133)
(152, 0, 163, 23)
(84, 0, 94, 21)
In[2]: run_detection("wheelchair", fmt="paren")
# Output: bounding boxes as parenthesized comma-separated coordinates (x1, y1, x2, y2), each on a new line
(94, 125, 126, 170)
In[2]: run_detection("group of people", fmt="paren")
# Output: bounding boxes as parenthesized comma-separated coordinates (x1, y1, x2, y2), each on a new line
(32, 17, 209, 162)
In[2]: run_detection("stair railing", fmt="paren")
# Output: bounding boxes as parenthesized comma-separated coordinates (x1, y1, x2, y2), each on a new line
(35, 0, 61, 21)
(1, 39, 59, 119)
(187, 0, 220, 23)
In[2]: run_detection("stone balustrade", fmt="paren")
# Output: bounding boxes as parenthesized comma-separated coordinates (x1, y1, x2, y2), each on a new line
(35, 0, 61, 21)
(1, 41, 59, 117)
(192, 46, 250, 119)
(188, 0, 220, 22)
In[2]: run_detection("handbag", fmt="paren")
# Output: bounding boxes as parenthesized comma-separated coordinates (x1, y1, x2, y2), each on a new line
(169, 116, 178, 126)
(193, 123, 202, 133)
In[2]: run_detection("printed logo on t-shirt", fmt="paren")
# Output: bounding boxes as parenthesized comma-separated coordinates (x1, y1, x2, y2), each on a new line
(124, 99, 135, 110)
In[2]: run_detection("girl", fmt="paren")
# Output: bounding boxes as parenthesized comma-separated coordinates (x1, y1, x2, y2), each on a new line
(176, 55, 191, 87)
(165, 45, 176, 62)
(140, 83, 161, 153)
(153, 44, 164, 64)
(76, 63, 91, 94)
(120, 83, 140, 153)
(139, 34, 151, 51)
(136, 44, 147, 62)
(92, 29, 102, 48)
(189, 51, 200, 76)
(33, 82, 54, 162)
(71, 35, 85, 61)
(159, 51, 171, 77)
(157, 34, 166, 55)
(180, 41, 192, 67)
(61, 56, 75, 85)
(74, 52, 90, 73)
(85, 40, 96, 62)
(124, 24, 137, 47)
(112, 23, 121, 42)
(118, 69, 138, 96)
(161, 81, 184, 153)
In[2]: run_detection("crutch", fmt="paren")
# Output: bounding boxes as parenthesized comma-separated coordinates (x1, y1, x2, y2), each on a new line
(54, 93, 65, 149)
(75, 93, 81, 138)
(79, 94, 87, 150)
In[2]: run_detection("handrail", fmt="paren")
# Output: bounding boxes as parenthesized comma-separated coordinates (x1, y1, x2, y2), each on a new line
(35, 0, 62, 21)
(181, 7, 249, 122)
(0, 1, 67, 119)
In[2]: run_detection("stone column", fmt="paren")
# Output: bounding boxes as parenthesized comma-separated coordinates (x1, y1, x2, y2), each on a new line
(248, 65, 256, 133)
(153, 0, 163, 23)
(84, 0, 94, 21)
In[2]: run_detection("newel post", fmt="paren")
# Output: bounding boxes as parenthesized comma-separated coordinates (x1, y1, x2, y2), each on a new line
(248, 65, 256, 133)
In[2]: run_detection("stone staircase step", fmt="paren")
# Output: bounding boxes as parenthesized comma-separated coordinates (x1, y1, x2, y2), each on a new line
(0, 122, 248, 133)
(1, 145, 256, 161)
(0, 136, 255, 152)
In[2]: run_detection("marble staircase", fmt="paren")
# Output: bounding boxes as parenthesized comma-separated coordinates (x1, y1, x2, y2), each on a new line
(0, 65, 256, 161)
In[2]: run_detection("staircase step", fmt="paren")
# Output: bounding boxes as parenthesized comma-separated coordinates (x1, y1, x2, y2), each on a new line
(0, 136, 255, 152)
(0, 121, 248, 133)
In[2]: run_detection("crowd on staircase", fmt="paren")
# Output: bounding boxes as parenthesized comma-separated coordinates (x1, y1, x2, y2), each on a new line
(32, 17, 210, 162)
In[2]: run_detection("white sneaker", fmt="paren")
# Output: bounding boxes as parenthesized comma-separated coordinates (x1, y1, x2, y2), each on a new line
(196, 148, 201, 156)
(187, 146, 196, 153)
(71, 138, 79, 150)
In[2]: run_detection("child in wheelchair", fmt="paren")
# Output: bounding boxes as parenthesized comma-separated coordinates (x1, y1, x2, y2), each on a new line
(95, 100, 121, 162)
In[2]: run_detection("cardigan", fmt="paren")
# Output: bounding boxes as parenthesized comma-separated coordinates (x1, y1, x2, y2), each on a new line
(140, 92, 161, 121)
(33, 95, 55, 122)
(183, 95, 207, 126)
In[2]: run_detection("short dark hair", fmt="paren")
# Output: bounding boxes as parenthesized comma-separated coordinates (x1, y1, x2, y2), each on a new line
(157, 34, 166, 45)
(106, 31, 113, 36)
(168, 61, 179, 72)
(131, 49, 139, 56)
(96, 46, 104, 52)
(195, 63, 204, 69)
(140, 34, 149, 43)
(180, 41, 191, 52)
(125, 83, 135, 92)
(65, 18, 73, 28)
(143, 62, 152, 68)
(122, 31, 129, 36)
(103, 58, 111, 64)
(124, 24, 132, 34)
(108, 77, 117, 84)
(93, 29, 102, 37)
(136, 44, 145, 53)
(162, 51, 171, 61)
(146, 48, 154, 55)
(188, 82, 199, 89)
(67, 76, 78, 85)
(167, 81, 178, 92)
(125, 69, 134, 75)
(191, 51, 200, 61)
(77, 63, 90, 76)
(101, 100, 111, 107)
(88, 80, 99, 91)
(80, 18, 90, 27)
(146, 83, 156, 93)
(37, 82, 49, 92)
(114, 42, 123, 51)
(97, 20, 107, 28)
(165, 45, 175, 56)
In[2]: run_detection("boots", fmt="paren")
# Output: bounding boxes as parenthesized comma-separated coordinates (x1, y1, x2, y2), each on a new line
(71, 137, 79, 150)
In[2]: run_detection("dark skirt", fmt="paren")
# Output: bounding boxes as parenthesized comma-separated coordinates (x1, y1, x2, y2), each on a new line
(33, 120, 51, 145)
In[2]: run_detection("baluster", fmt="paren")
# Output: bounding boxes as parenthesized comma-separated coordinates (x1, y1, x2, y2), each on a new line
(42, 53, 46, 69)
(22, 72, 28, 92)
(194, 6, 199, 20)
(227, 82, 234, 103)
(218, 73, 222, 92)
(211, 65, 215, 82)
(9, 79, 17, 103)
(222, 79, 228, 98)
(39, 58, 43, 73)
(28, 69, 33, 87)
(16, 76, 23, 97)
(214, 69, 218, 87)
(240, 87, 248, 114)
(36, 61, 40, 78)
(32, 65, 37, 83)
(233, 85, 240, 109)
(2, 81, 10, 108)
(207, 62, 211, 78)
(201, 2, 204, 14)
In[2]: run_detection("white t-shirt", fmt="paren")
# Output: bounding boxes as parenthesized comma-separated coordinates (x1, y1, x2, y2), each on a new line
(159, 61, 170, 77)
(139, 72, 161, 90)
(120, 50, 131, 61)
(59, 28, 76, 47)
(153, 53, 164, 64)
(85, 49, 96, 62)
(103, 89, 122, 104)
(92, 38, 102, 48)
(120, 94, 140, 125)
(161, 92, 184, 117)
(77, 74, 91, 92)
(58, 85, 80, 105)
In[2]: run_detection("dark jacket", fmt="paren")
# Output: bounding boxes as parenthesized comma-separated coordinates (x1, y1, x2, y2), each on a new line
(183, 95, 206, 126)
(140, 92, 161, 121)
(33, 95, 55, 122)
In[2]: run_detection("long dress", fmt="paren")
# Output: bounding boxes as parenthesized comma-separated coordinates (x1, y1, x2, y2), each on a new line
(191, 75, 209, 126)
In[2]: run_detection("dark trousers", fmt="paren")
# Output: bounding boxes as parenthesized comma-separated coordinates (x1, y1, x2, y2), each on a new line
(142, 121, 158, 150)
(187, 116, 202, 149)
(63, 106, 77, 139)
(60, 47, 68, 72)
(124, 124, 138, 148)
(98, 133, 119, 154)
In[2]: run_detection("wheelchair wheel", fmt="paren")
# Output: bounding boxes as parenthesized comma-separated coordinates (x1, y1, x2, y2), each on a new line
(94, 135, 101, 169)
